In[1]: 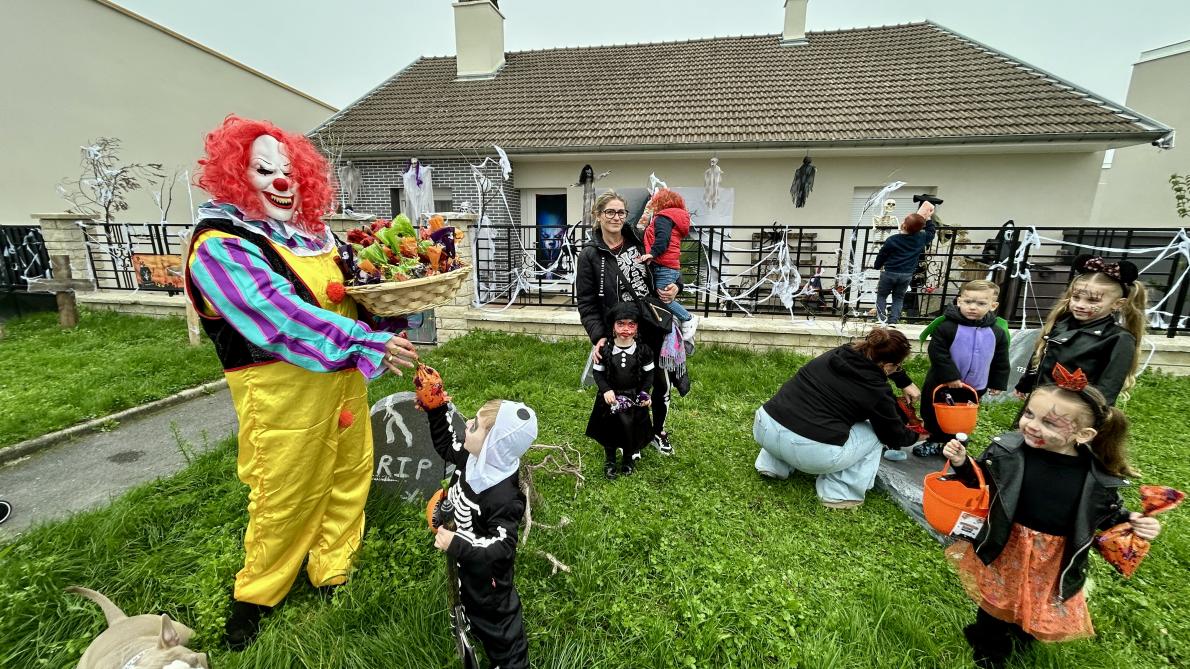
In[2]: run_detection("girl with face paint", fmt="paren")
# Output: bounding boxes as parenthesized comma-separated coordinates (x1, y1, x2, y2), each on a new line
(941, 383, 1160, 668)
(586, 302, 655, 479)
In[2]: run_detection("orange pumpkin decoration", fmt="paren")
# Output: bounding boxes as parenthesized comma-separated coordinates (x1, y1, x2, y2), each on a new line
(414, 363, 447, 410)
(425, 488, 446, 532)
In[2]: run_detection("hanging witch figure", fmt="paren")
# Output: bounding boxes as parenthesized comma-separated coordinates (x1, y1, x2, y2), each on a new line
(578, 164, 596, 230)
(790, 156, 816, 208)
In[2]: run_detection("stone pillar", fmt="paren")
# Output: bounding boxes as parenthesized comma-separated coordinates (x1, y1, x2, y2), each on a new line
(31, 213, 96, 287)
(435, 212, 478, 343)
(322, 213, 375, 240)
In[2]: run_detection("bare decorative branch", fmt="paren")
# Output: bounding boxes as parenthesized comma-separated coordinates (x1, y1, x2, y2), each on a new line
(56, 138, 165, 225)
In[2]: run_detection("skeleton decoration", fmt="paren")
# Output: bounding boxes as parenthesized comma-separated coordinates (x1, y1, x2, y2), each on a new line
(337, 160, 363, 213)
(402, 158, 435, 223)
(248, 135, 299, 222)
(790, 156, 816, 208)
(704, 157, 723, 210)
(871, 199, 899, 242)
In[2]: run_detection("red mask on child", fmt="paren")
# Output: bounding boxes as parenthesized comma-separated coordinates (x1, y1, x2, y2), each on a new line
(614, 319, 638, 339)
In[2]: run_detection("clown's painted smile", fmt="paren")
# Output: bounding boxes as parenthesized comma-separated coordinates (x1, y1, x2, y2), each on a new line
(265, 192, 294, 209)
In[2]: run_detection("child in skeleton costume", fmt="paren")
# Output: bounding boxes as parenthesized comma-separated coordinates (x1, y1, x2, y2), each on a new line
(184, 116, 417, 649)
(586, 302, 655, 479)
(427, 398, 537, 669)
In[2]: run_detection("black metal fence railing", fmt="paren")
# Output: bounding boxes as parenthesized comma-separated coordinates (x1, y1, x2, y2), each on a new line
(1, 225, 51, 292)
(472, 220, 1190, 336)
(84, 222, 192, 294)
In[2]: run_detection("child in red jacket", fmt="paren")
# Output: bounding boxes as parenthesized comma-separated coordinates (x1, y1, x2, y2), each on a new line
(638, 189, 693, 326)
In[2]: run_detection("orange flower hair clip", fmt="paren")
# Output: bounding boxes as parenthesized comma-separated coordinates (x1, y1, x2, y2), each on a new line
(1052, 363, 1089, 392)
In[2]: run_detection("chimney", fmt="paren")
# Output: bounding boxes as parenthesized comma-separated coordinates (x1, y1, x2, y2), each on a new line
(782, 0, 808, 45)
(453, 0, 506, 79)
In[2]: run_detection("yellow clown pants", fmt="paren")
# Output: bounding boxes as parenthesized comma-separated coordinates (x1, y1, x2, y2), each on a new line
(226, 362, 372, 606)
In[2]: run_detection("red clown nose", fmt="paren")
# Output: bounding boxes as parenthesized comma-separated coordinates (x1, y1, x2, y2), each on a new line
(272, 177, 290, 192)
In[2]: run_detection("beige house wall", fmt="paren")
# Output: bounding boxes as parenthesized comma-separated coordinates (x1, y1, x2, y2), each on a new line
(513, 151, 1105, 231)
(1, 0, 336, 226)
(1092, 43, 1188, 229)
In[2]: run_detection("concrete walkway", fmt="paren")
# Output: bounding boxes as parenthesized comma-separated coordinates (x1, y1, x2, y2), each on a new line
(0, 388, 238, 540)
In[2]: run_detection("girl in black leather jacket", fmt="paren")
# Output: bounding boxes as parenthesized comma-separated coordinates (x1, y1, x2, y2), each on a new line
(941, 383, 1161, 668)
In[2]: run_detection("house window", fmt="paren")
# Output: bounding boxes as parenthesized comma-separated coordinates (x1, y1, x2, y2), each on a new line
(390, 188, 453, 219)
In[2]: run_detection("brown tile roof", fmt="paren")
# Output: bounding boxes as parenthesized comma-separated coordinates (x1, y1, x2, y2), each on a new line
(315, 21, 1171, 154)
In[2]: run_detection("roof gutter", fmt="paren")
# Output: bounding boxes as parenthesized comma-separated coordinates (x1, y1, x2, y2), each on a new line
(340, 130, 1171, 159)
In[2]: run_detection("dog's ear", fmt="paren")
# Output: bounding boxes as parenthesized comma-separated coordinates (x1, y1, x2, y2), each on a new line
(158, 614, 181, 649)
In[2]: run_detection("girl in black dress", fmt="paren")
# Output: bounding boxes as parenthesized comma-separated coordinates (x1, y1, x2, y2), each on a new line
(586, 302, 654, 479)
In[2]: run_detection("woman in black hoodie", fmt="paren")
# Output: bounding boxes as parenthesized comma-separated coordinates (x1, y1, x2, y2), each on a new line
(576, 190, 680, 455)
(753, 328, 922, 508)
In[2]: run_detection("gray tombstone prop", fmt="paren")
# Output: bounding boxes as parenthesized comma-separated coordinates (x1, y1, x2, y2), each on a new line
(874, 454, 951, 545)
(370, 391, 465, 503)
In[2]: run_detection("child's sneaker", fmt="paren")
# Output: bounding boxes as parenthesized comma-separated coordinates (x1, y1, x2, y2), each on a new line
(913, 441, 944, 457)
(653, 432, 674, 456)
(883, 448, 908, 461)
(604, 461, 618, 480)
(620, 460, 635, 476)
(679, 314, 699, 342)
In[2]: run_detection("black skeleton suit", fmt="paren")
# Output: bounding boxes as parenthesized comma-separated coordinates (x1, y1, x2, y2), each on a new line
(427, 402, 537, 669)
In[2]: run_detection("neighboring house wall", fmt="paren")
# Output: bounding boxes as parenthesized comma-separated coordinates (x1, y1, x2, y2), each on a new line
(0, 0, 336, 226)
(1093, 43, 1188, 229)
(512, 150, 1105, 231)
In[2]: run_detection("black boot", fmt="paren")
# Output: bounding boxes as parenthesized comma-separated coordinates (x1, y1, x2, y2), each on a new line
(224, 599, 272, 651)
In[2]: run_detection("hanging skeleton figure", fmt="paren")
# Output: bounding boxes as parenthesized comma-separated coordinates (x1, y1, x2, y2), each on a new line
(704, 158, 723, 209)
(790, 156, 816, 208)
(871, 199, 899, 242)
(337, 160, 363, 216)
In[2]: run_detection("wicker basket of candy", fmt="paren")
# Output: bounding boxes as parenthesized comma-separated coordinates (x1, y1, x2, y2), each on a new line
(342, 214, 469, 317)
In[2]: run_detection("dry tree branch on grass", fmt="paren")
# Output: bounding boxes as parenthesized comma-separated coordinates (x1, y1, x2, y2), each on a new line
(518, 442, 584, 575)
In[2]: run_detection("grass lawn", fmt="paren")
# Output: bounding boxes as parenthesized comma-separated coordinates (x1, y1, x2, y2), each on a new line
(0, 309, 223, 447)
(0, 331, 1186, 668)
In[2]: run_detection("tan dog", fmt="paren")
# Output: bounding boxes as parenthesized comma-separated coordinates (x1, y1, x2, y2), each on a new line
(67, 586, 209, 669)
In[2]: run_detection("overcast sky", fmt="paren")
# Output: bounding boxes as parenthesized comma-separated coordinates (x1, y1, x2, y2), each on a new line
(113, 0, 1188, 112)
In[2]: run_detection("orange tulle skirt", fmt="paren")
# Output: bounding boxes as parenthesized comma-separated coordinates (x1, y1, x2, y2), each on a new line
(946, 523, 1095, 642)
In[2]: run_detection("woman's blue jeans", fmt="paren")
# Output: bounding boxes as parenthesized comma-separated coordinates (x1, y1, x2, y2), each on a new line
(752, 407, 884, 503)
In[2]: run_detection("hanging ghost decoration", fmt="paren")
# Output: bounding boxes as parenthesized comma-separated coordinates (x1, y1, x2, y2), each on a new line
(403, 158, 435, 223)
(704, 158, 723, 210)
(790, 156, 816, 208)
(578, 164, 596, 230)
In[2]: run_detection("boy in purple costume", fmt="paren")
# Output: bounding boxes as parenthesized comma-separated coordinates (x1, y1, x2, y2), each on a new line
(913, 281, 1010, 457)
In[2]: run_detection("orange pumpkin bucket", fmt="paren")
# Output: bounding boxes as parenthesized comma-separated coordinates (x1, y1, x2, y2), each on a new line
(923, 458, 990, 537)
(425, 488, 446, 532)
(932, 383, 980, 435)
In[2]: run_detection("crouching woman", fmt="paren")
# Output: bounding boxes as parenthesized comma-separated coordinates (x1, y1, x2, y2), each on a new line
(753, 328, 921, 509)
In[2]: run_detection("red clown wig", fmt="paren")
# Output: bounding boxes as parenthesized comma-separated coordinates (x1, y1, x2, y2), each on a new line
(648, 188, 686, 212)
(196, 115, 334, 231)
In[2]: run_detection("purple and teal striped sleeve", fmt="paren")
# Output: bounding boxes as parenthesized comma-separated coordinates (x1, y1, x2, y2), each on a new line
(189, 235, 391, 378)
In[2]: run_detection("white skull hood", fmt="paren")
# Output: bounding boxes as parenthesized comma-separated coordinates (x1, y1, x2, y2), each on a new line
(247, 134, 299, 222)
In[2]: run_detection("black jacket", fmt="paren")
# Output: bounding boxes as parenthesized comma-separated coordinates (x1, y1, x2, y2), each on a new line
(575, 226, 665, 345)
(873, 219, 937, 273)
(925, 305, 1010, 391)
(1015, 314, 1135, 405)
(762, 345, 919, 448)
(954, 432, 1132, 601)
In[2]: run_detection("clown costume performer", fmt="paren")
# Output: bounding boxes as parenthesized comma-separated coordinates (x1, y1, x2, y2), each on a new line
(184, 116, 417, 648)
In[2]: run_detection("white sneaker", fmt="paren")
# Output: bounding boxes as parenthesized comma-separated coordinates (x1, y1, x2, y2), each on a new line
(679, 314, 698, 341)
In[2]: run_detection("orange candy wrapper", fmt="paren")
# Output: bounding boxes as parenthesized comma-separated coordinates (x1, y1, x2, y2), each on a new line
(1094, 485, 1184, 578)
(414, 363, 448, 411)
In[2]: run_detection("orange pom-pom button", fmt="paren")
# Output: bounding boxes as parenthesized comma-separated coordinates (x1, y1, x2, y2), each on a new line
(338, 408, 354, 428)
(326, 281, 346, 304)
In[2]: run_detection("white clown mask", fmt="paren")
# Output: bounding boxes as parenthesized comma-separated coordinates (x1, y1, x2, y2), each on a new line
(247, 134, 299, 222)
